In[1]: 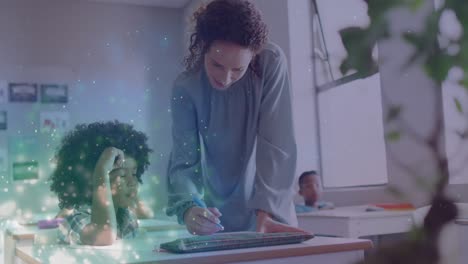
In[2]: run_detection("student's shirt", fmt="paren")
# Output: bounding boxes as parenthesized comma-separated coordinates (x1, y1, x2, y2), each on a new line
(166, 42, 297, 232)
(58, 205, 138, 244)
(295, 202, 335, 213)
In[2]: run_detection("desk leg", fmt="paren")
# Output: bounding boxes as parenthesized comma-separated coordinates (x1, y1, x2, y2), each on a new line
(457, 223, 468, 264)
(4, 231, 16, 264)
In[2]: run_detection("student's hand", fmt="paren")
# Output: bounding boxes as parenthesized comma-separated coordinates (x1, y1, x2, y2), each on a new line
(130, 193, 154, 219)
(184, 206, 224, 235)
(94, 147, 125, 178)
(256, 210, 312, 235)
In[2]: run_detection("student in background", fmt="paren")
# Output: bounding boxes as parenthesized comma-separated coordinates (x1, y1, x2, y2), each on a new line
(49, 121, 153, 246)
(295, 171, 334, 213)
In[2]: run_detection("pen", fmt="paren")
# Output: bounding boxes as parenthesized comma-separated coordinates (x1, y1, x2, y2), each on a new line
(193, 197, 224, 230)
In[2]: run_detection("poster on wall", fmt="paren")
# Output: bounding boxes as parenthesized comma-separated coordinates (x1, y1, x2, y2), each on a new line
(0, 80, 7, 103)
(40, 84, 68, 103)
(12, 161, 39, 181)
(0, 111, 6, 130)
(9, 83, 38, 102)
(40, 111, 70, 133)
(0, 148, 7, 172)
(9, 135, 40, 181)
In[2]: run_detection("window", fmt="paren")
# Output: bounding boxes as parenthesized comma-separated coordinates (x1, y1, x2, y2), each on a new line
(313, 0, 388, 188)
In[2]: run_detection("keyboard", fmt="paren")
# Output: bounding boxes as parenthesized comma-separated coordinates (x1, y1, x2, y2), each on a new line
(160, 232, 314, 253)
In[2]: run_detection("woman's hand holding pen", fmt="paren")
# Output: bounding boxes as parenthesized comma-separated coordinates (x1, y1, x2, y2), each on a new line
(184, 206, 224, 235)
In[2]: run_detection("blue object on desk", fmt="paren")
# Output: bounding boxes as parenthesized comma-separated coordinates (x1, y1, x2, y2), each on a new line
(37, 218, 64, 229)
(193, 197, 224, 230)
(295, 202, 335, 213)
(295, 204, 317, 213)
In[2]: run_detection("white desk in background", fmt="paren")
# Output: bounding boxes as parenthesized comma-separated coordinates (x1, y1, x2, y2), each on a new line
(297, 205, 414, 238)
(3, 218, 184, 264)
(15, 230, 373, 264)
(453, 218, 468, 264)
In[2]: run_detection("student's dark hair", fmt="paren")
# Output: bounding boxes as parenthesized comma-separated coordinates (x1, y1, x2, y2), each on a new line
(184, 0, 268, 76)
(298, 170, 318, 186)
(49, 121, 152, 209)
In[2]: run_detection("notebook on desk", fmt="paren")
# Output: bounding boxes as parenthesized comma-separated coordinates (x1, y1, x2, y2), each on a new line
(160, 232, 314, 253)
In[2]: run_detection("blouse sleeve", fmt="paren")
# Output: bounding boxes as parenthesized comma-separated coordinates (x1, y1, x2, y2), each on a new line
(165, 81, 205, 224)
(247, 45, 298, 226)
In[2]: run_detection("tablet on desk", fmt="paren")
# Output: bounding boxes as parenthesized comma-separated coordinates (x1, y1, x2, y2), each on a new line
(160, 232, 314, 253)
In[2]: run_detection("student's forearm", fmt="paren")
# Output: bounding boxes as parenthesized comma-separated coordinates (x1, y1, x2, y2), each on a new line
(80, 222, 117, 246)
(82, 173, 117, 245)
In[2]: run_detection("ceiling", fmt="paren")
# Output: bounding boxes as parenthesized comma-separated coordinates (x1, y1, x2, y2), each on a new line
(87, 0, 192, 8)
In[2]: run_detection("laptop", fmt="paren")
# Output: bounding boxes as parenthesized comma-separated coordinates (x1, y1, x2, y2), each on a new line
(160, 231, 314, 253)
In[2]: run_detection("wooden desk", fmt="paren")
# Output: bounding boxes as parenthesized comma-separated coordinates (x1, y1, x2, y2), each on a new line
(15, 231, 372, 264)
(4, 218, 183, 264)
(298, 205, 414, 238)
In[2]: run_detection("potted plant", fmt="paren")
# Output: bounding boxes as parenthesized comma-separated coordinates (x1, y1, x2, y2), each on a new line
(339, 0, 466, 263)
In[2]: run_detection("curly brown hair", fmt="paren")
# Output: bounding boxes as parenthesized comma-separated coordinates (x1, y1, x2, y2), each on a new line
(49, 121, 152, 209)
(184, 0, 268, 76)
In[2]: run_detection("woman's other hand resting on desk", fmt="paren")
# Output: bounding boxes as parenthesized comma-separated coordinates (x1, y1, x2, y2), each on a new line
(256, 210, 312, 234)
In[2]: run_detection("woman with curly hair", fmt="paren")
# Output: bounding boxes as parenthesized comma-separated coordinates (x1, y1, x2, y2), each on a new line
(167, 0, 309, 235)
(50, 121, 152, 245)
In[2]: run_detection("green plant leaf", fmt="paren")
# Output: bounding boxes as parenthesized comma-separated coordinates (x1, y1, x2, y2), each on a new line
(339, 27, 377, 75)
(447, 0, 468, 27)
(454, 98, 463, 113)
(408, 0, 425, 11)
(424, 53, 454, 83)
(412, 175, 432, 192)
(386, 131, 401, 141)
(386, 105, 402, 123)
(386, 185, 406, 200)
(456, 130, 468, 139)
(402, 10, 442, 70)
(366, 0, 405, 21)
(403, 32, 425, 51)
(408, 226, 425, 241)
(459, 70, 468, 91)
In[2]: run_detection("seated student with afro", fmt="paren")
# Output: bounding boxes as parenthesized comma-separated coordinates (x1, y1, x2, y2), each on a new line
(50, 121, 153, 246)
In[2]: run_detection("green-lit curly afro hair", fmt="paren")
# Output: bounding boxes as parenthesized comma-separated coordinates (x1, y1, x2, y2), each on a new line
(49, 120, 152, 209)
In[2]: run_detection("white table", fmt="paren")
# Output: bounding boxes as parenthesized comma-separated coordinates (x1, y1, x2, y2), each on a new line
(298, 205, 414, 238)
(4, 218, 183, 264)
(15, 230, 373, 264)
(454, 218, 468, 264)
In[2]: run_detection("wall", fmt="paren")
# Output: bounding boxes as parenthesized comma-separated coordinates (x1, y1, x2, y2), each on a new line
(0, 0, 184, 218)
(250, 0, 319, 182)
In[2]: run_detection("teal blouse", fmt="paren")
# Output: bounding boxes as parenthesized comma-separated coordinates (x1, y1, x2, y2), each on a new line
(166, 42, 297, 232)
